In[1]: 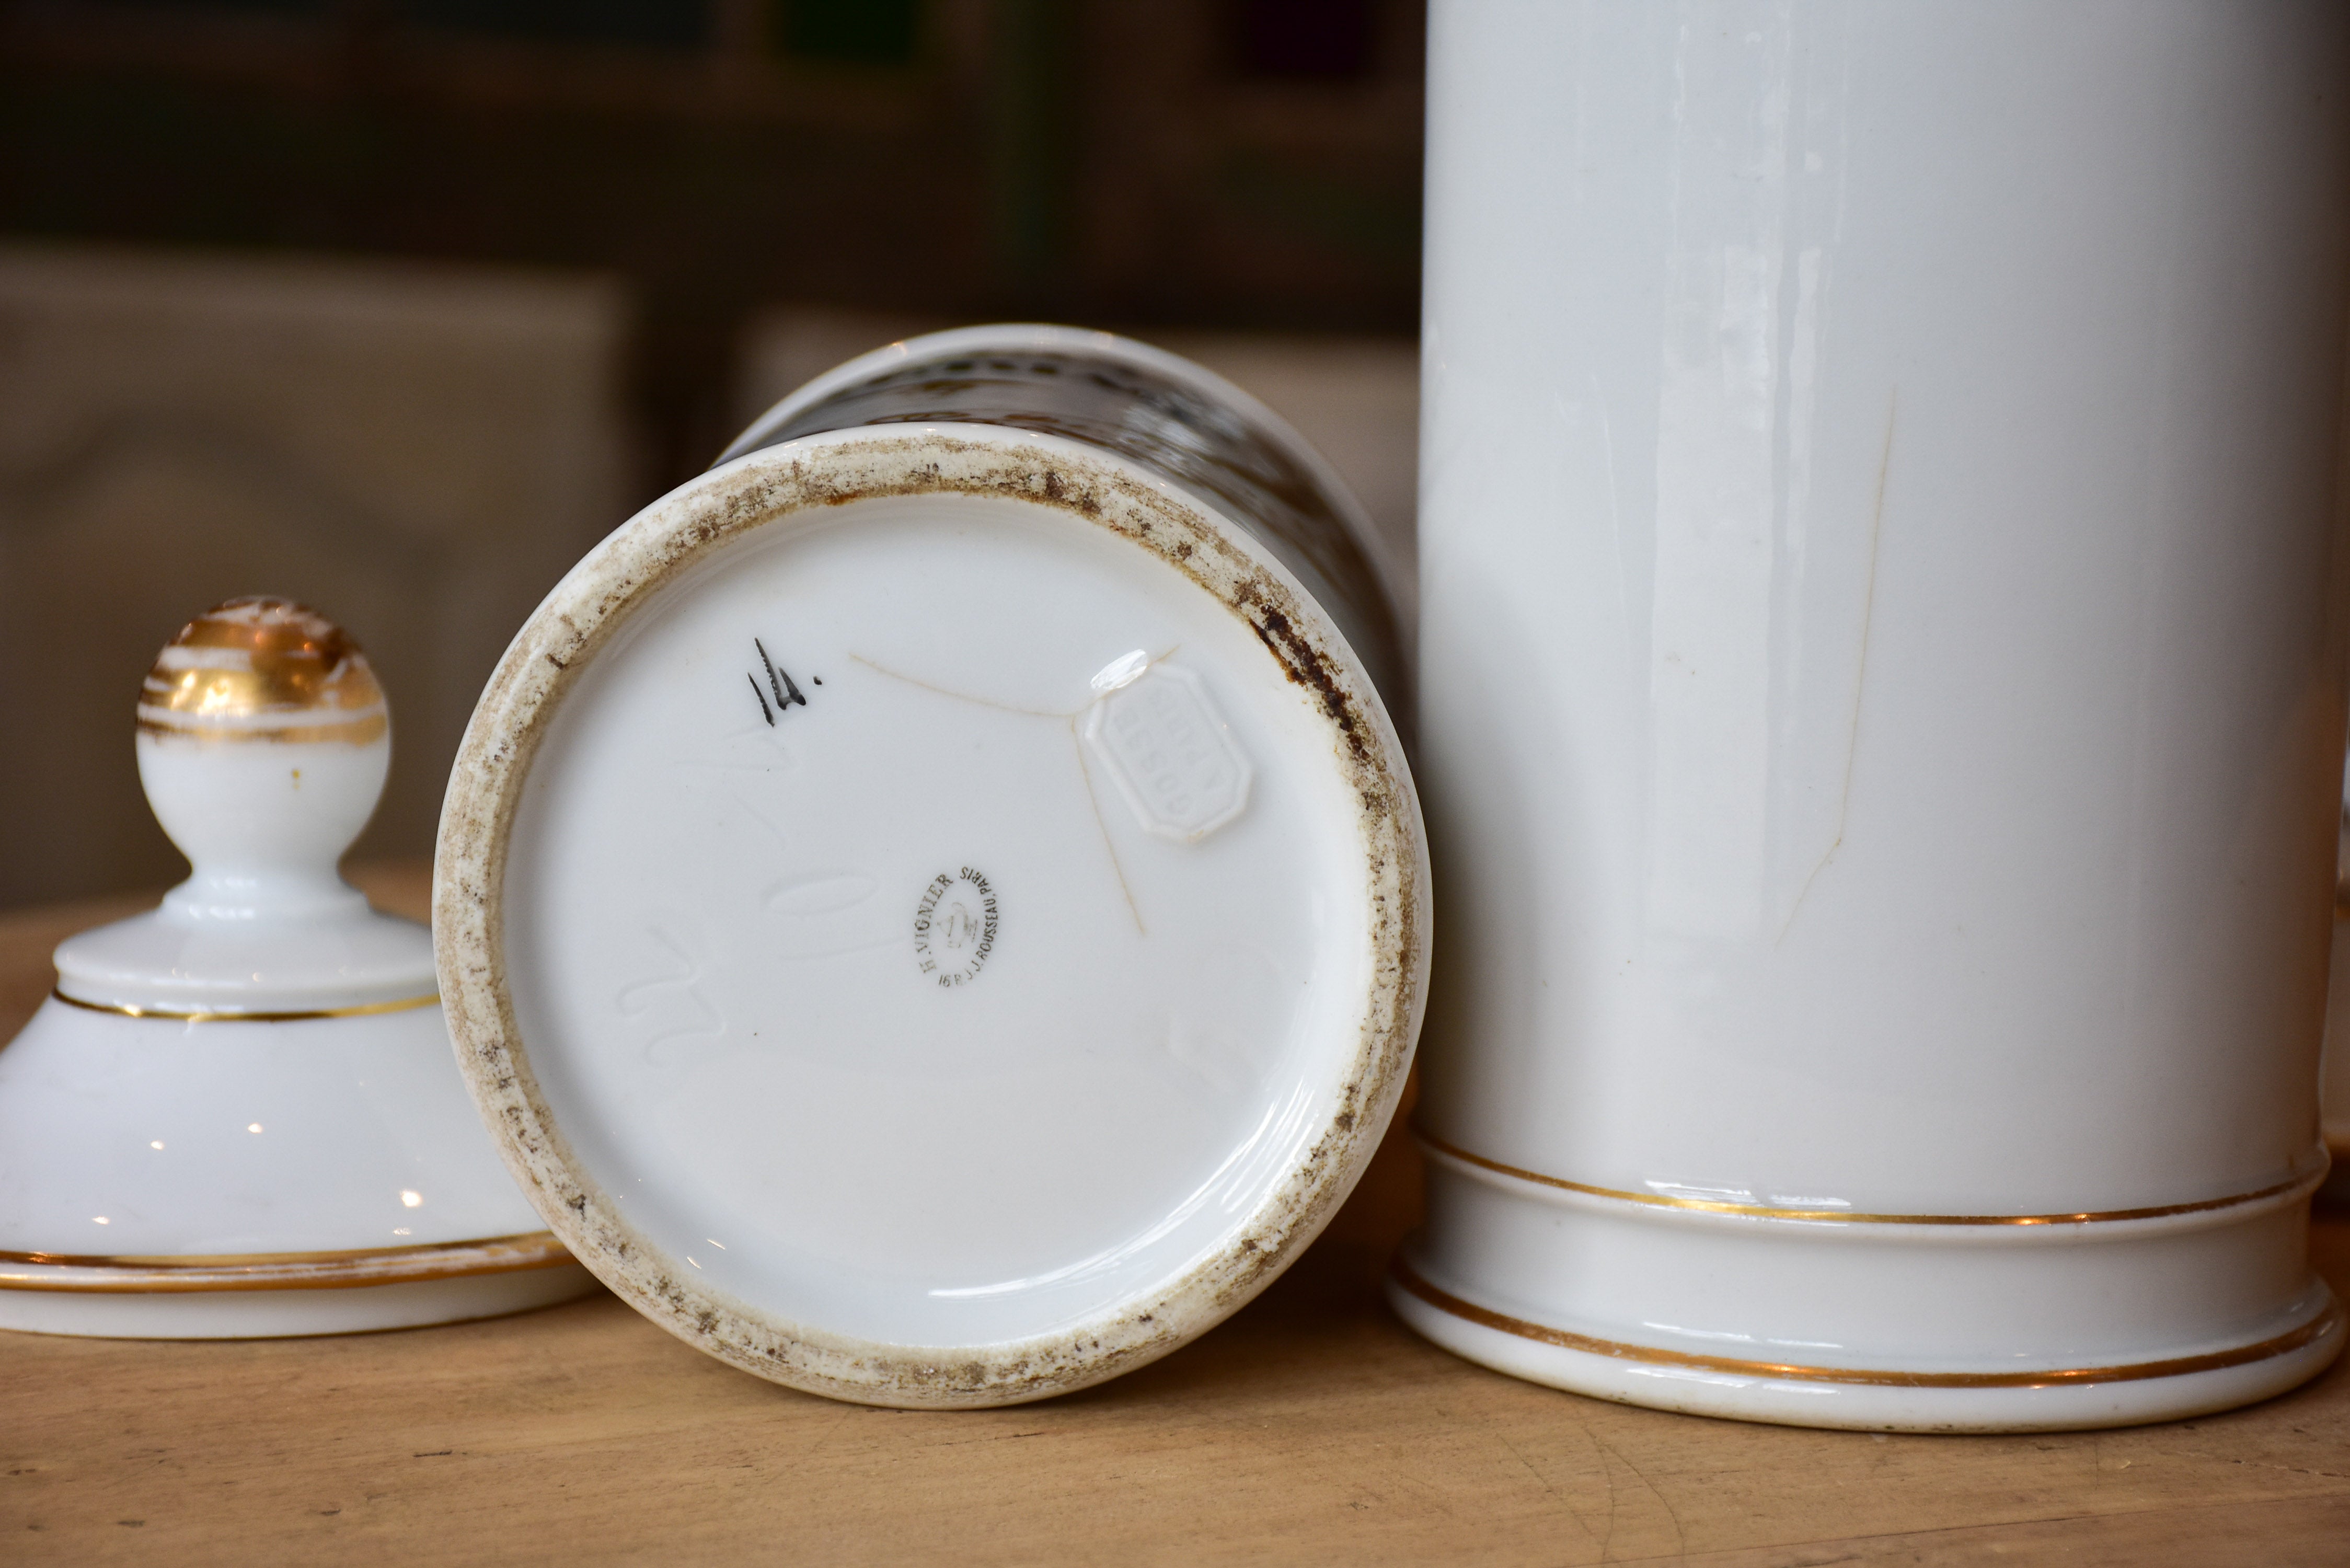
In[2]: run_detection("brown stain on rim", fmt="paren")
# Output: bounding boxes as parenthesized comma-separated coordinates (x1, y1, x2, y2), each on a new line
(433, 430, 1426, 1409)
(1245, 601, 1368, 763)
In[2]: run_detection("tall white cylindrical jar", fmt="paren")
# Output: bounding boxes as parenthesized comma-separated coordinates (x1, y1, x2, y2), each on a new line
(1396, 2, 2350, 1431)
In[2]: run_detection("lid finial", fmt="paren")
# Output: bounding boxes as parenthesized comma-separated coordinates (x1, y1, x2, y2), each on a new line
(136, 597, 391, 924)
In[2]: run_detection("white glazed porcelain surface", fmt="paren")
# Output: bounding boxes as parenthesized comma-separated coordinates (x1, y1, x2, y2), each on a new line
(0, 999, 590, 1339)
(0, 1000, 551, 1256)
(506, 493, 1370, 1347)
(1410, 0, 2347, 1426)
(439, 420, 1425, 1406)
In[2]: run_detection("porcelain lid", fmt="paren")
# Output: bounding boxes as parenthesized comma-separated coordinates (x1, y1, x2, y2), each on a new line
(437, 423, 1427, 1406)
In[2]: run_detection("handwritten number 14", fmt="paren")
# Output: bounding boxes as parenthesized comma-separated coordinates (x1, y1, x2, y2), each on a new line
(749, 638, 817, 726)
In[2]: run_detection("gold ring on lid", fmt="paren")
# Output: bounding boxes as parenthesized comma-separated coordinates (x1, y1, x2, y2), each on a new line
(135, 596, 387, 744)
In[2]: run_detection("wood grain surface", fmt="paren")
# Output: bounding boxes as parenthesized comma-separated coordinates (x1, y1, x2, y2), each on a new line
(3, 866, 2346, 1566)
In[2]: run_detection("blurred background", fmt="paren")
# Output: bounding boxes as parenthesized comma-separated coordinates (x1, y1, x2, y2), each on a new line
(0, 0, 1424, 908)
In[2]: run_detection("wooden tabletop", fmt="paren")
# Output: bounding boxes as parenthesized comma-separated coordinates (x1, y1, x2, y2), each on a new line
(4, 867, 2347, 1566)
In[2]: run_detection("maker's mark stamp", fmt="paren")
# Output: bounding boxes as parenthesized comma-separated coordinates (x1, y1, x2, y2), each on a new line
(1082, 664, 1252, 843)
(914, 867, 998, 987)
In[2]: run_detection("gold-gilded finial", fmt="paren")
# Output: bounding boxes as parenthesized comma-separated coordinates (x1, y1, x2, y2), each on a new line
(137, 597, 388, 745)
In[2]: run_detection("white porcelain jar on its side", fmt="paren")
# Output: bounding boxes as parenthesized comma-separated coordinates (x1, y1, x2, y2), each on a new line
(436, 327, 1427, 1409)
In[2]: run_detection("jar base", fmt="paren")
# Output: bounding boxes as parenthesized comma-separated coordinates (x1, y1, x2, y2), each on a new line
(1388, 1256, 2343, 1431)
(1392, 1140, 2345, 1432)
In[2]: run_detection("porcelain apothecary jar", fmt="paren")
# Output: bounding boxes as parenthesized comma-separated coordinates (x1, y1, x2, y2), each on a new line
(435, 327, 1429, 1406)
(1398, 1, 2347, 1431)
